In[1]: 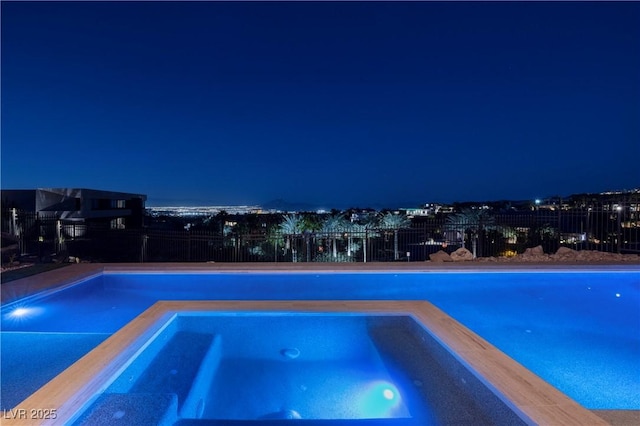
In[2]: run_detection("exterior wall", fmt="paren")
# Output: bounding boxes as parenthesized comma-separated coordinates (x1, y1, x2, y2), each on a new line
(1, 188, 147, 229)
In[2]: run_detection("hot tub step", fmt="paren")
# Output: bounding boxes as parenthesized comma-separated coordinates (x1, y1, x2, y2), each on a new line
(108, 330, 214, 411)
(71, 393, 178, 425)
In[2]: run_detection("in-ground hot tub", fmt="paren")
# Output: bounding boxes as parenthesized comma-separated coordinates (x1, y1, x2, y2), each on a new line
(71, 312, 527, 425)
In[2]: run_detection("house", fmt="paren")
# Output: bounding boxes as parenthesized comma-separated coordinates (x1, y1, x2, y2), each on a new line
(1, 188, 147, 230)
(1, 188, 147, 260)
(403, 203, 453, 218)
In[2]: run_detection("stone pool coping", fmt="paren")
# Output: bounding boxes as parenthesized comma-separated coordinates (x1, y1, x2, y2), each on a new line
(2, 263, 639, 425)
(3, 299, 611, 426)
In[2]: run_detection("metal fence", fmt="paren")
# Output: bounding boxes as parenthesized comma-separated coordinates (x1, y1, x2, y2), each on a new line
(1, 209, 60, 261)
(2, 204, 638, 263)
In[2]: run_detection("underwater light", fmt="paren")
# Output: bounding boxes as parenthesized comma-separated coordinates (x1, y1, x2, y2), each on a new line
(5, 305, 43, 321)
(10, 307, 30, 318)
(358, 380, 402, 417)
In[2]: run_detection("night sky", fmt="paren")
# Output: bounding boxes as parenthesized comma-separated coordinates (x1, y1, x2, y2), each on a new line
(2, 2, 639, 209)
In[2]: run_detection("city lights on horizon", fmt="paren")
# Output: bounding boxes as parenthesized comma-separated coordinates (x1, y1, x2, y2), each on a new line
(145, 186, 640, 217)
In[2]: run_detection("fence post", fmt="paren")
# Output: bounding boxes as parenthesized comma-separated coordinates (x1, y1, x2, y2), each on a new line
(617, 206, 622, 254)
(140, 234, 148, 263)
(557, 197, 562, 249)
(586, 208, 592, 250)
(56, 220, 63, 253)
(364, 230, 368, 263)
(36, 213, 43, 262)
(10, 208, 17, 235)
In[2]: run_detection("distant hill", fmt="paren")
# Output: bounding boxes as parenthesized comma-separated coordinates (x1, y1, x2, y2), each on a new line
(262, 199, 323, 212)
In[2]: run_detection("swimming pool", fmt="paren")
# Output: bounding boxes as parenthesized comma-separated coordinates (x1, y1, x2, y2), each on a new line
(1, 267, 638, 415)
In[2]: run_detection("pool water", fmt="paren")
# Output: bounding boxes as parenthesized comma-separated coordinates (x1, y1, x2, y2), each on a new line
(1, 270, 639, 411)
(0, 332, 109, 409)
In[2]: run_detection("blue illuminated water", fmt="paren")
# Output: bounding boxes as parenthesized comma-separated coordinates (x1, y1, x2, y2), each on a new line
(0, 332, 109, 409)
(73, 314, 526, 424)
(1, 270, 639, 410)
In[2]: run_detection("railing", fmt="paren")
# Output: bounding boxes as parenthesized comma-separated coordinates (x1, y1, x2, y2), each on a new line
(1, 205, 638, 263)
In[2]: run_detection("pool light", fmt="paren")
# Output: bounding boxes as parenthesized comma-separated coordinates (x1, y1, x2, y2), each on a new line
(10, 307, 30, 318)
(4, 305, 43, 323)
(358, 380, 402, 417)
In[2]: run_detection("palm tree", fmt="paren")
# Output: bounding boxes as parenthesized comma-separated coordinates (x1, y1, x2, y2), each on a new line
(278, 214, 304, 236)
(379, 212, 411, 260)
(276, 214, 304, 261)
(445, 208, 495, 258)
(319, 214, 349, 260)
(346, 222, 359, 257)
(349, 222, 377, 262)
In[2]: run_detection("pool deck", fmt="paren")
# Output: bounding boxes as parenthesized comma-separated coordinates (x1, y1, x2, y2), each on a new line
(2, 262, 639, 425)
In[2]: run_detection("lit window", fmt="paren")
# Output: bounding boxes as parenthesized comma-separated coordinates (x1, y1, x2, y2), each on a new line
(110, 218, 125, 230)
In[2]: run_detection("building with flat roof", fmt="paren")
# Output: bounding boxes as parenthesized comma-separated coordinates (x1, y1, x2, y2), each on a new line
(1, 188, 147, 229)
